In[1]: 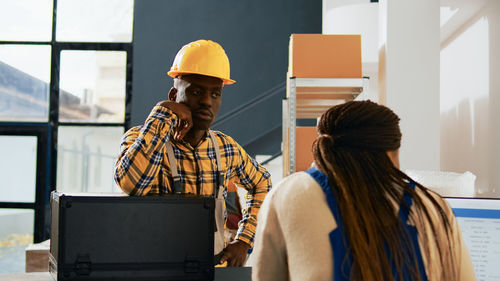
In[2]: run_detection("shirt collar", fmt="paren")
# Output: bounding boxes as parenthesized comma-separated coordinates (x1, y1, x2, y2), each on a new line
(175, 130, 210, 150)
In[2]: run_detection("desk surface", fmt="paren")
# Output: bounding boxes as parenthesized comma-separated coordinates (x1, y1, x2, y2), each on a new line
(0, 267, 252, 281)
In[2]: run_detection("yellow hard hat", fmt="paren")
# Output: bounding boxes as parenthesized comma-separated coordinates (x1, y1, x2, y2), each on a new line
(167, 39, 236, 85)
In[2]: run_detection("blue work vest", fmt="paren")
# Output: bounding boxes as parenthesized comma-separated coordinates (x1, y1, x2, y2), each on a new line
(306, 168, 428, 281)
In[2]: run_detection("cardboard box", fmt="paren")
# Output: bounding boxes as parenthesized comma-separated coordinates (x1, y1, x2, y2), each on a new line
(25, 240, 50, 272)
(296, 126, 318, 171)
(289, 34, 362, 78)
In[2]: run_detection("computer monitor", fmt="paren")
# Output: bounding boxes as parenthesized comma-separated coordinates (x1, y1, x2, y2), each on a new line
(445, 197, 500, 281)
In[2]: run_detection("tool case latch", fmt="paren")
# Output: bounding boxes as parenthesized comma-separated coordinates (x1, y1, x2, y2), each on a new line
(74, 254, 91, 276)
(184, 258, 200, 273)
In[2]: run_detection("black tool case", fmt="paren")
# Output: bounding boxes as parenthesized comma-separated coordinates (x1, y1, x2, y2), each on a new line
(49, 191, 215, 280)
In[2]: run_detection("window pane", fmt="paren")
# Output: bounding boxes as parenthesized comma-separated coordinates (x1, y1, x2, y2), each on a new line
(56, 0, 133, 42)
(0, 45, 51, 122)
(59, 51, 126, 123)
(57, 126, 124, 193)
(0, 0, 53, 41)
(0, 136, 37, 203)
(0, 209, 34, 274)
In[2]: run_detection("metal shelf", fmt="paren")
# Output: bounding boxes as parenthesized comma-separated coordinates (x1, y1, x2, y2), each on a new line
(282, 77, 367, 176)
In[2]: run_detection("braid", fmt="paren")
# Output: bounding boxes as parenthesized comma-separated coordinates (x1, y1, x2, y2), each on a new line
(313, 100, 456, 281)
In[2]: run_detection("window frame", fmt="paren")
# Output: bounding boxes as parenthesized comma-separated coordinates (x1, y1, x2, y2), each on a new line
(0, 0, 133, 242)
(0, 124, 49, 243)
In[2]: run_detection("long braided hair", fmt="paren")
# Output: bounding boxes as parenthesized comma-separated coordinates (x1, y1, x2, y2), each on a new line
(312, 101, 456, 281)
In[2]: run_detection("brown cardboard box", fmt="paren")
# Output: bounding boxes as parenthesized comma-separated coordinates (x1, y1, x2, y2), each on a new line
(289, 34, 362, 78)
(296, 126, 318, 172)
(25, 240, 49, 272)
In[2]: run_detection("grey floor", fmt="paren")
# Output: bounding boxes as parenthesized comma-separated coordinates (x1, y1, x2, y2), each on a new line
(0, 244, 26, 274)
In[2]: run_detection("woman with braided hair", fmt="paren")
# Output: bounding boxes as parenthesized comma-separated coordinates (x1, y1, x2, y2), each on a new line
(252, 101, 476, 281)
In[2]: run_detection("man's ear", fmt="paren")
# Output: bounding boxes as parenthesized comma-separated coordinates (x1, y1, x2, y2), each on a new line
(168, 87, 177, 101)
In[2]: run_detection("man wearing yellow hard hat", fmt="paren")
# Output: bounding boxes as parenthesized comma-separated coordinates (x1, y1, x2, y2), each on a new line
(114, 39, 272, 266)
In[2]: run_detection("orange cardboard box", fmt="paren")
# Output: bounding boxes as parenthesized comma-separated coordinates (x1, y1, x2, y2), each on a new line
(295, 126, 318, 172)
(289, 34, 362, 78)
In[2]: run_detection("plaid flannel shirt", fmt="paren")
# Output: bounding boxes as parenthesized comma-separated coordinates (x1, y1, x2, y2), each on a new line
(114, 105, 272, 246)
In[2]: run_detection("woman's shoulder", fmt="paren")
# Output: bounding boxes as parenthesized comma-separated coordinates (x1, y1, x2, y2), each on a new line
(412, 187, 457, 229)
(416, 188, 453, 213)
(273, 171, 320, 192)
(266, 171, 325, 208)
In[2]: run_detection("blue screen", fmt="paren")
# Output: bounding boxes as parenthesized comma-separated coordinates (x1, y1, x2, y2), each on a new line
(446, 198, 500, 281)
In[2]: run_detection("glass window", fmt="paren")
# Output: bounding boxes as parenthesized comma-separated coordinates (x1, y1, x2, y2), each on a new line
(0, 0, 53, 41)
(0, 45, 51, 122)
(56, 0, 134, 42)
(57, 126, 124, 193)
(59, 50, 127, 123)
(0, 136, 37, 203)
(0, 209, 34, 274)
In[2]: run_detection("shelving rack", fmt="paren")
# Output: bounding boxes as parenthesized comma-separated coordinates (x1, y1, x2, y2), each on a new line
(282, 77, 368, 176)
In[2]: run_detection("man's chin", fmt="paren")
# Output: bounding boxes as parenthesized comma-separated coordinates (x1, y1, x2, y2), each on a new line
(192, 119, 213, 131)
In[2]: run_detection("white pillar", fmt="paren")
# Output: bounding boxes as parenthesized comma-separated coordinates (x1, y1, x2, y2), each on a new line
(378, 0, 440, 171)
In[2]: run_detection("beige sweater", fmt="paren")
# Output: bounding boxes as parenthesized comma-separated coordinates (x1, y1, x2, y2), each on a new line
(252, 172, 477, 281)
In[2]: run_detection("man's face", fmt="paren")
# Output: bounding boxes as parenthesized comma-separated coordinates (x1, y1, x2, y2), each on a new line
(172, 74, 223, 131)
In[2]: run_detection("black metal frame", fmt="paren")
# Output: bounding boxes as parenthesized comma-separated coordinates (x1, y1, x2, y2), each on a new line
(0, 125, 48, 242)
(49, 43, 132, 199)
(0, 0, 133, 242)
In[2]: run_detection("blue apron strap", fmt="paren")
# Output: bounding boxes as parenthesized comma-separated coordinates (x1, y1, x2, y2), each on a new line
(393, 181, 428, 281)
(398, 181, 415, 224)
(306, 168, 352, 281)
(306, 168, 428, 281)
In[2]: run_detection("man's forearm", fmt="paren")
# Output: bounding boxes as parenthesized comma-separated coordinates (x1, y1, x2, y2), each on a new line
(235, 180, 272, 247)
(114, 105, 176, 195)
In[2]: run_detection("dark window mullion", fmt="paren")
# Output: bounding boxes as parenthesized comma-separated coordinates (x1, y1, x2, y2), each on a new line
(55, 44, 131, 128)
(34, 126, 48, 243)
(52, 0, 58, 43)
(125, 46, 133, 130)
(49, 45, 61, 198)
(40, 0, 58, 242)
(0, 41, 51, 45)
(46, 0, 132, 242)
(56, 42, 131, 50)
(0, 125, 49, 242)
(0, 203, 36, 208)
(58, 122, 125, 127)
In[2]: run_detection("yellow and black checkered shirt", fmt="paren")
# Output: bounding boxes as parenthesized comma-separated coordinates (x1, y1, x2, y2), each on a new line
(114, 105, 272, 246)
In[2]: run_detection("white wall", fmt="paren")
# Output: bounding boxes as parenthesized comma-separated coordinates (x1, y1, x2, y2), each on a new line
(324, 0, 442, 172)
(440, 0, 500, 196)
(323, 0, 499, 196)
(379, 0, 441, 171)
